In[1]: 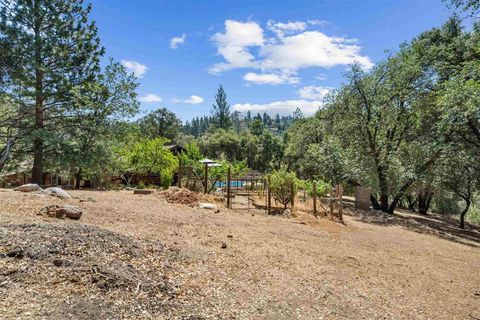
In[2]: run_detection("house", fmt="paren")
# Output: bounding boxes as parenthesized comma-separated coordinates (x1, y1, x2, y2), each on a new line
(1, 160, 74, 188)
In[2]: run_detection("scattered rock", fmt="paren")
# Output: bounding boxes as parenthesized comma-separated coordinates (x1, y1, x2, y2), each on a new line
(53, 259, 64, 267)
(6, 248, 24, 259)
(14, 184, 42, 193)
(42, 187, 72, 199)
(227, 235, 233, 238)
(221, 242, 227, 249)
(283, 209, 292, 216)
(198, 203, 217, 210)
(80, 197, 96, 203)
(39, 205, 83, 220)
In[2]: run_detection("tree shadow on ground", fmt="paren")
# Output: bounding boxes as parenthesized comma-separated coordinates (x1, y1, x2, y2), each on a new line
(345, 206, 480, 248)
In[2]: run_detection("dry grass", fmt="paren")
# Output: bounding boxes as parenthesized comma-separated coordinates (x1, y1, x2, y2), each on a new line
(1, 188, 479, 319)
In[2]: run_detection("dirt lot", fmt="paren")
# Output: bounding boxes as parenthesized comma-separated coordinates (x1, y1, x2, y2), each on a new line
(0, 189, 479, 319)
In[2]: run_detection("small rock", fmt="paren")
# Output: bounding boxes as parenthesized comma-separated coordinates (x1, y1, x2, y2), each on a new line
(14, 184, 42, 192)
(221, 242, 227, 249)
(39, 205, 83, 220)
(63, 205, 83, 220)
(227, 234, 233, 238)
(284, 209, 292, 216)
(79, 197, 96, 203)
(53, 259, 63, 267)
(198, 203, 217, 210)
(42, 187, 72, 199)
(6, 249, 24, 259)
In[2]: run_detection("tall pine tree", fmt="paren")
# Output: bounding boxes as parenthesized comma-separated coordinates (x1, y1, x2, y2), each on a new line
(0, 0, 104, 183)
(211, 85, 232, 130)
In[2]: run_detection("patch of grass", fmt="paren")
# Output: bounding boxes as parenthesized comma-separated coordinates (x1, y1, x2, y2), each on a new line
(466, 206, 480, 226)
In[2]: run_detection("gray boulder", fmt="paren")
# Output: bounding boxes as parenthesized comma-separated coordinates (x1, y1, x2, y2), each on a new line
(14, 184, 42, 192)
(42, 187, 72, 199)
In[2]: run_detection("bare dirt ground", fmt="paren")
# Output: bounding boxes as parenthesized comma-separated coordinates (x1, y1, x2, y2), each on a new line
(0, 189, 479, 319)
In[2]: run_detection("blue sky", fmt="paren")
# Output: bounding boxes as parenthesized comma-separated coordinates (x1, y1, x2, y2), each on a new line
(89, 0, 452, 121)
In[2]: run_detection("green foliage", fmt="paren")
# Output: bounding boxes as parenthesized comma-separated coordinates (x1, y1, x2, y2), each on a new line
(121, 137, 178, 188)
(467, 205, 480, 225)
(56, 60, 139, 187)
(303, 140, 347, 185)
(199, 129, 241, 162)
(445, 0, 480, 15)
(284, 116, 325, 177)
(268, 170, 297, 209)
(0, 0, 105, 182)
(211, 85, 232, 130)
(250, 119, 264, 136)
(326, 45, 439, 213)
(138, 107, 181, 141)
(296, 179, 331, 198)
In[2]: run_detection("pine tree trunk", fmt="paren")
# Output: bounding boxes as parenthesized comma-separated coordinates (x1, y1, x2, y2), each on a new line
(31, 1, 44, 185)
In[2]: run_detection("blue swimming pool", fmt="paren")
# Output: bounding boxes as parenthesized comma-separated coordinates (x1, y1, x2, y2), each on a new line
(214, 181, 245, 188)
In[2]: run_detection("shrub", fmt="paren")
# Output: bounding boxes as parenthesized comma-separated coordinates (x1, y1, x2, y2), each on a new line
(268, 170, 297, 209)
(297, 179, 331, 198)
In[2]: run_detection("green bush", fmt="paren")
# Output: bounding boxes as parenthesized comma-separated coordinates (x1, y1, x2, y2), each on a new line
(433, 193, 462, 215)
(268, 170, 297, 209)
(467, 206, 480, 226)
(297, 179, 331, 198)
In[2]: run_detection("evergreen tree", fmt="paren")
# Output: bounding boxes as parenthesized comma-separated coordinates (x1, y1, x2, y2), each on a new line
(0, 0, 104, 183)
(138, 107, 181, 141)
(293, 108, 304, 120)
(211, 85, 232, 130)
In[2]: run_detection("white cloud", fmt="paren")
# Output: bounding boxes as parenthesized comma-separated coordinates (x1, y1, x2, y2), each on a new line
(170, 33, 186, 49)
(210, 20, 373, 77)
(243, 72, 299, 85)
(267, 20, 307, 38)
(209, 20, 264, 73)
(139, 93, 162, 103)
(233, 99, 323, 116)
(260, 31, 373, 71)
(184, 95, 204, 104)
(307, 19, 329, 26)
(298, 86, 332, 100)
(121, 60, 148, 78)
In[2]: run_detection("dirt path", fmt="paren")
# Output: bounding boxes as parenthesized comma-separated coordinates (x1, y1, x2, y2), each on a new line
(1, 189, 479, 319)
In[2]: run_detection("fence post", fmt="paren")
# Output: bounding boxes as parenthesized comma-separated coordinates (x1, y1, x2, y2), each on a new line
(337, 184, 344, 222)
(204, 163, 208, 194)
(227, 167, 231, 209)
(178, 157, 182, 188)
(186, 166, 192, 190)
(267, 176, 271, 215)
(313, 181, 317, 216)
